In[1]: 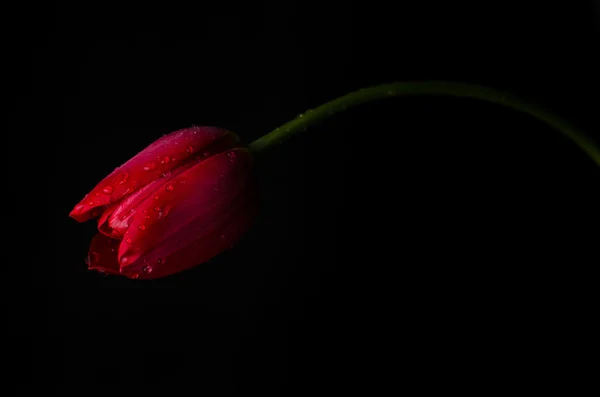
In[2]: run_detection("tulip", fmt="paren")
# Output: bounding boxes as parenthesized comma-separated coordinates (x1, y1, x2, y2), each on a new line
(70, 126, 257, 279)
(71, 82, 600, 280)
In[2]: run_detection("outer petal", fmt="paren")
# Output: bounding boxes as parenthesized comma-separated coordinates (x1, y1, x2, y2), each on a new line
(118, 148, 253, 267)
(70, 126, 237, 222)
(122, 183, 258, 279)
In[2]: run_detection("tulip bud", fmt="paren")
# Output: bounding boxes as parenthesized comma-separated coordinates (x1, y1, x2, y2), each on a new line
(70, 126, 257, 279)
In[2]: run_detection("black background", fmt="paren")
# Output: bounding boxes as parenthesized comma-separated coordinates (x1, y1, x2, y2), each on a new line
(13, 1, 600, 394)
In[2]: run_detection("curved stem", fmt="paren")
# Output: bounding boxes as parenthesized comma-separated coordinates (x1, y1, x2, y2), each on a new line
(247, 81, 600, 168)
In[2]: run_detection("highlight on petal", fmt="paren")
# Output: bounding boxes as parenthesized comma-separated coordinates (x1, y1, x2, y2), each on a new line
(70, 126, 237, 222)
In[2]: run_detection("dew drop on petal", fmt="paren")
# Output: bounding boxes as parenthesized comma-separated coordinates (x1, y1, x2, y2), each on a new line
(130, 273, 139, 279)
(163, 155, 171, 164)
(119, 172, 129, 184)
(157, 258, 164, 265)
(102, 186, 114, 194)
(161, 171, 171, 178)
(144, 214, 150, 219)
(153, 195, 160, 200)
(126, 238, 132, 244)
(165, 184, 174, 192)
(88, 201, 95, 206)
(186, 146, 194, 153)
(138, 224, 146, 231)
(142, 265, 153, 274)
(153, 206, 161, 212)
(203, 151, 210, 157)
(75, 204, 84, 212)
(227, 151, 237, 159)
(143, 162, 157, 171)
(212, 187, 218, 192)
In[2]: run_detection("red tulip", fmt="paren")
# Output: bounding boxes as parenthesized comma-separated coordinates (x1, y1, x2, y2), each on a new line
(70, 126, 257, 279)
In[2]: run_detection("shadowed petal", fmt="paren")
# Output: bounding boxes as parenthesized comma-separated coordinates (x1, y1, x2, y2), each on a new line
(86, 233, 122, 275)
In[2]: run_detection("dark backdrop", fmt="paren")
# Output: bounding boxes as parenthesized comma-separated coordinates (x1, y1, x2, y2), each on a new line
(13, 1, 599, 394)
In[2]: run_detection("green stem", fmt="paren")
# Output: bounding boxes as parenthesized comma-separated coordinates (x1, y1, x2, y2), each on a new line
(247, 81, 600, 168)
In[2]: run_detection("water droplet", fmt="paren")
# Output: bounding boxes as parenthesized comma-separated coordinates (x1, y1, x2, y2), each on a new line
(142, 265, 153, 274)
(163, 155, 171, 164)
(203, 151, 210, 157)
(166, 184, 174, 192)
(144, 214, 150, 219)
(298, 113, 304, 118)
(75, 204, 84, 212)
(143, 162, 157, 171)
(157, 258, 164, 265)
(153, 195, 159, 200)
(138, 224, 146, 231)
(119, 172, 129, 184)
(95, 192, 101, 197)
(161, 171, 171, 178)
(110, 248, 115, 253)
(180, 179, 186, 184)
(102, 186, 114, 194)
(153, 206, 161, 212)
(130, 273, 140, 279)
(171, 156, 176, 161)
(186, 146, 194, 153)
(121, 256, 129, 264)
(212, 187, 219, 192)
(88, 201, 95, 206)
(126, 238, 132, 244)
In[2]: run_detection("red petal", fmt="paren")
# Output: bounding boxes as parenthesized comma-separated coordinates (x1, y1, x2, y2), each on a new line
(118, 148, 254, 267)
(70, 126, 237, 222)
(86, 233, 122, 275)
(97, 177, 165, 238)
(121, 183, 258, 279)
